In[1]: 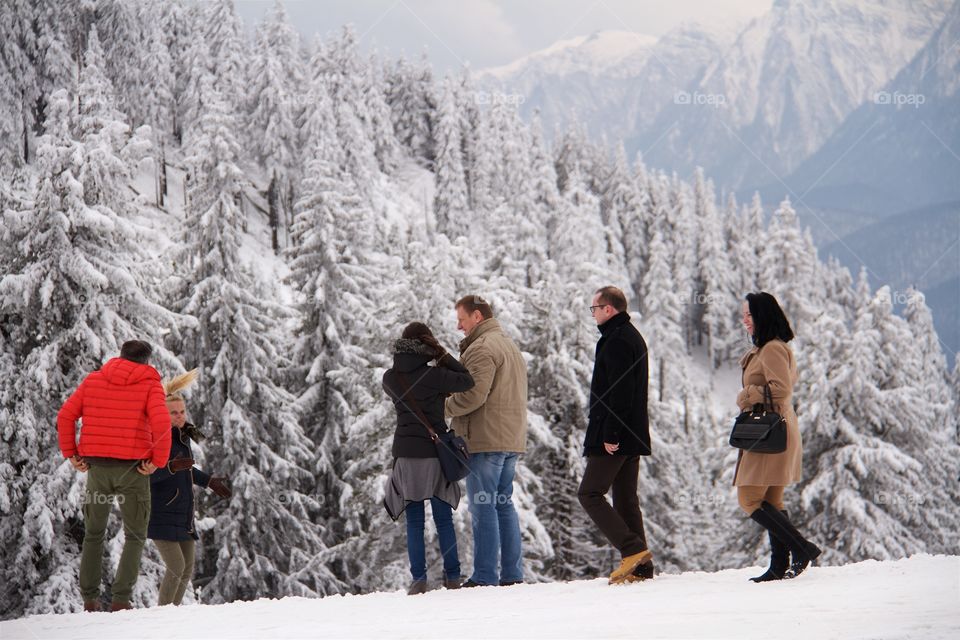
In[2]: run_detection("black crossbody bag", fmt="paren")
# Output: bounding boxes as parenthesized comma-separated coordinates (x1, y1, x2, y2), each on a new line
(396, 373, 471, 482)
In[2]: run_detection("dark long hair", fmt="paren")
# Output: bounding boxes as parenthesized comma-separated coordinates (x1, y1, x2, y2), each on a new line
(401, 322, 434, 340)
(746, 292, 794, 347)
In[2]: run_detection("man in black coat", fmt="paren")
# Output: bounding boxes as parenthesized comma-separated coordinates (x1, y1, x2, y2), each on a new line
(578, 286, 654, 585)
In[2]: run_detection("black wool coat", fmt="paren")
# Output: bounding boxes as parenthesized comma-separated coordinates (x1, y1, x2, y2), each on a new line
(583, 312, 651, 457)
(383, 339, 475, 458)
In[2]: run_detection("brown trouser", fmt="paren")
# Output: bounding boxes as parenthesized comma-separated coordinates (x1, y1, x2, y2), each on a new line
(737, 485, 785, 515)
(578, 455, 648, 558)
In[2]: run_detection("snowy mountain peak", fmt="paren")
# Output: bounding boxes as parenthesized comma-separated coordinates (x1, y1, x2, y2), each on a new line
(481, 30, 658, 80)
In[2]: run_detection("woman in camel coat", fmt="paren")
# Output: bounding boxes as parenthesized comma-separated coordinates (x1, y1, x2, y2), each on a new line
(734, 292, 821, 582)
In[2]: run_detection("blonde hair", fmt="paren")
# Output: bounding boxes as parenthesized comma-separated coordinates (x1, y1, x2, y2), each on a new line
(164, 369, 199, 402)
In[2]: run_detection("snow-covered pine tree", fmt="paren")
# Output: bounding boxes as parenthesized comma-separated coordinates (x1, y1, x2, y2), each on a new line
(73, 26, 151, 218)
(173, 76, 335, 601)
(759, 197, 821, 330)
(731, 192, 766, 294)
(596, 143, 637, 292)
(247, 1, 298, 174)
(454, 65, 483, 212)
(693, 168, 737, 367)
(0, 167, 31, 616)
(0, 0, 39, 170)
(0, 78, 183, 613)
(137, 2, 175, 207)
(286, 67, 402, 591)
(24, 5, 72, 158)
(618, 153, 653, 304)
(716, 191, 750, 363)
(322, 27, 381, 193)
(664, 174, 698, 351)
(462, 93, 499, 218)
(635, 222, 715, 572)
(363, 52, 401, 175)
(158, 0, 189, 144)
(199, 0, 248, 121)
(386, 55, 435, 167)
(523, 260, 609, 580)
(891, 288, 960, 554)
(482, 97, 547, 289)
(953, 357, 960, 442)
(432, 77, 469, 239)
(552, 123, 590, 194)
(246, 1, 303, 251)
(797, 284, 958, 563)
(94, 0, 149, 127)
(549, 165, 612, 286)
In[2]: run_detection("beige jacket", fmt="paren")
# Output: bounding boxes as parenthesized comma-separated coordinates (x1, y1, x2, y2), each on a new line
(445, 319, 528, 453)
(733, 339, 802, 486)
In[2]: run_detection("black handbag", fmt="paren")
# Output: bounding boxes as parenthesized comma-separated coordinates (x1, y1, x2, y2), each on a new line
(397, 374, 471, 482)
(729, 384, 787, 454)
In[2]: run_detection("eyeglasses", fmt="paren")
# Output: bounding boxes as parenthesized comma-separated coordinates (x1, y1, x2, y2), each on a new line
(588, 305, 609, 313)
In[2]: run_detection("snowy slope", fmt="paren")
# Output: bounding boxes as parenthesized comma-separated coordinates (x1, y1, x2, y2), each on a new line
(4, 555, 958, 639)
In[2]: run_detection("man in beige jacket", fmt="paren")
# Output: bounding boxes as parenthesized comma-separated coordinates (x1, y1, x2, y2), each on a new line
(445, 295, 527, 587)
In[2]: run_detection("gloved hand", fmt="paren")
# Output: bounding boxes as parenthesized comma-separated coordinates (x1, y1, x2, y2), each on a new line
(208, 476, 232, 499)
(167, 457, 195, 473)
(418, 334, 447, 359)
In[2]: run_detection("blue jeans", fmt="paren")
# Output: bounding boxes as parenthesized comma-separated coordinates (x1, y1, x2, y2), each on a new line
(405, 498, 460, 581)
(465, 452, 523, 585)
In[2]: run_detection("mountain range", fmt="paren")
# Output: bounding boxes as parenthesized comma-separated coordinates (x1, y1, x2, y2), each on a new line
(480, 0, 959, 361)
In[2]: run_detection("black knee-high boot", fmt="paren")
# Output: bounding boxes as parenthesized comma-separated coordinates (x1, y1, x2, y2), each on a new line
(750, 509, 790, 582)
(750, 501, 821, 578)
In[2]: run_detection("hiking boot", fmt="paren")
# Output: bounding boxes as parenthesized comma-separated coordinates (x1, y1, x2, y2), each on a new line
(624, 560, 655, 583)
(83, 600, 100, 612)
(608, 549, 653, 585)
(110, 601, 132, 612)
(407, 580, 427, 596)
(499, 579, 523, 587)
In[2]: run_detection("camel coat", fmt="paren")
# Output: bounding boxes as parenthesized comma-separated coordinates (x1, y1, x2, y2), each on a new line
(733, 339, 802, 486)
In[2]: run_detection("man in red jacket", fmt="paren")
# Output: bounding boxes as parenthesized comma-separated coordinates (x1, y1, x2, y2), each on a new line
(57, 340, 171, 612)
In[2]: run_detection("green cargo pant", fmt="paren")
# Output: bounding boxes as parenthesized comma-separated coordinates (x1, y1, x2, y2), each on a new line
(154, 539, 196, 606)
(78, 463, 151, 604)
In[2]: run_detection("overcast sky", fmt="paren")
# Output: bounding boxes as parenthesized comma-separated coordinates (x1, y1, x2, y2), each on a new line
(234, 0, 772, 73)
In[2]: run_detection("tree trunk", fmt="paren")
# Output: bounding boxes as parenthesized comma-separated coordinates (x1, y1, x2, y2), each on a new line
(659, 357, 665, 403)
(268, 172, 279, 254)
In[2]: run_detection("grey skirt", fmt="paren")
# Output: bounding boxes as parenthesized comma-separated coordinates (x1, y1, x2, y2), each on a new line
(383, 457, 461, 521)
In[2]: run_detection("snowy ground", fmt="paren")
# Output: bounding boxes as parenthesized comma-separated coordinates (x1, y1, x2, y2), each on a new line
(4, 555, 957, 640)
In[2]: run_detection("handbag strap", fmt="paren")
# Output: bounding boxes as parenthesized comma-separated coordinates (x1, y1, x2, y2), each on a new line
(395, 373, 440, 442)
(763, 384, 775, 412)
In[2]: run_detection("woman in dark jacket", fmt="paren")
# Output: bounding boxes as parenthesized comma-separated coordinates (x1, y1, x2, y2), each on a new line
(735, 292, 821, 582)
(149, 372, 231, 606)
(382, 322, 475, 595)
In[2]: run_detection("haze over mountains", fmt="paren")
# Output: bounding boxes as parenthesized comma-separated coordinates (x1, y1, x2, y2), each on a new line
(480, 0, 960, 360)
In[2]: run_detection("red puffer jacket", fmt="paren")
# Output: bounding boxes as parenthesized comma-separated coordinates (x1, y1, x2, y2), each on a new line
(57, 357, 172, 467)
